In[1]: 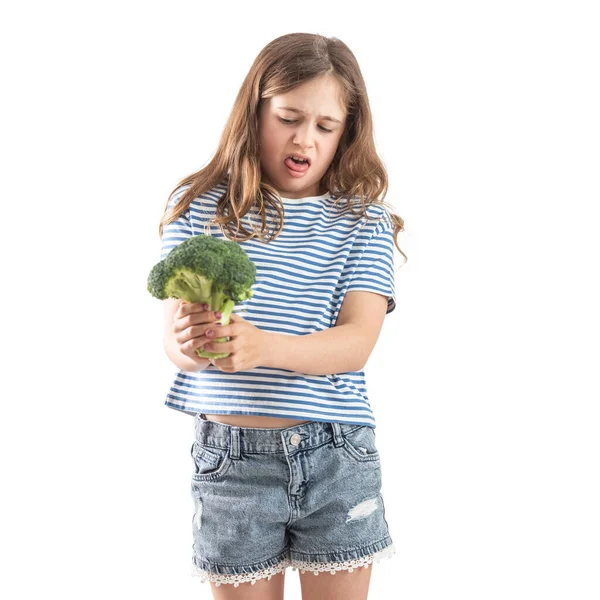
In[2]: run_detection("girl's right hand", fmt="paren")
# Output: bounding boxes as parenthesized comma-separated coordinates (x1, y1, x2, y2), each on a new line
(172, 301, 222, 363)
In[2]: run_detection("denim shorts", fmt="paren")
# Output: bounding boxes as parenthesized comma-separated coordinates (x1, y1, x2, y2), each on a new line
(189, 413, 396, 587)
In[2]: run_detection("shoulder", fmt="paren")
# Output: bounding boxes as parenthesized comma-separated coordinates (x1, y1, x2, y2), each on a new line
(348, 198, 394, 235)
(365, 202, 393, 223)
(172, 182, 229, 236)
(167, 183, 191, 209)
(168, 182, 226, 209)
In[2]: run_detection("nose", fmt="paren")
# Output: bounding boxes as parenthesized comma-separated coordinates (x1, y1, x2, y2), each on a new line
(293, 123, 315, 150)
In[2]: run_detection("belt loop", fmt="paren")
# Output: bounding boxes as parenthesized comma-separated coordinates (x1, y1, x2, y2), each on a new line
(330, 422, 345, 447)
(230, 426, 241, 459)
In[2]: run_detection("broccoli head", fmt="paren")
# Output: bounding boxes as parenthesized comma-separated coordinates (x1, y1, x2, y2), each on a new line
(147, 235, 256, 360)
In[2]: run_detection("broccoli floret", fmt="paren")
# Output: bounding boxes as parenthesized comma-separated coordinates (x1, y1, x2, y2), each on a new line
(148, 235, 256, 360)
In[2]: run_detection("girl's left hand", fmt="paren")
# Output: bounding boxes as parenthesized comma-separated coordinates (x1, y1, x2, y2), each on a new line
(203, 313, 267, 373)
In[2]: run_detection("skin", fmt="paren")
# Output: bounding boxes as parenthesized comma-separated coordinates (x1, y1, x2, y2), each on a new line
(257, 73, 348, 199)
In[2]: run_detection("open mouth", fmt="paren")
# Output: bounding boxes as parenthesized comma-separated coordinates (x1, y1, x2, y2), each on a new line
(284, 155, 311, 173)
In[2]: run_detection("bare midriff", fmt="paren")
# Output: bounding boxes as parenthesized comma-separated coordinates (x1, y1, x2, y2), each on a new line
(201, 414, 312, 429)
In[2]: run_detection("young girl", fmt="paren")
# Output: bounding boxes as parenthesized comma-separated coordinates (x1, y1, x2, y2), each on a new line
(157, 33, 407, 599)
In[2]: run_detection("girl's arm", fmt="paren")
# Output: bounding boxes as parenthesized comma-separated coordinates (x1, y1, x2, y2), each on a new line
(262, 291, 389, 375)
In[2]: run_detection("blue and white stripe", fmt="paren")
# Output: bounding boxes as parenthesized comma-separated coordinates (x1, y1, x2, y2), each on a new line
(158, 182, 397, 428)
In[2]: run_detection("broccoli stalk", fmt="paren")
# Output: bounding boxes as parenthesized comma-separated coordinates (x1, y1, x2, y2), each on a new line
(148, 235, 256, 360)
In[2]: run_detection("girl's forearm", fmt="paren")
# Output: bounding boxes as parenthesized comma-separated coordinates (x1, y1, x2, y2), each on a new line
(262, 325, 366, 375)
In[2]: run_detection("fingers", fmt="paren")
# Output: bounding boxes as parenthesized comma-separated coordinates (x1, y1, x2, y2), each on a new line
(182, 335, 213, 361)
(177, 302, 219, 319)
(202, 339, 233, 354)
(180, 328, 213, 353)
(174, 305, 222, 335)
(173, 301, 231, 362)
(175, 321, 224, 360)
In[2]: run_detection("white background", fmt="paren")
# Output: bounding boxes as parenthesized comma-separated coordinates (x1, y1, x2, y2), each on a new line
(1, 1, 599, 599)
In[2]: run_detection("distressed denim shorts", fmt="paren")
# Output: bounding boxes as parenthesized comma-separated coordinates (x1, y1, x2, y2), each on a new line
(189, 413, 396, 588)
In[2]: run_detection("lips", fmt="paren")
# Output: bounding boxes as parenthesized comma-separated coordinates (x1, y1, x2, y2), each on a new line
(284, 156, 310, 172)
(285, 153, 311, 164)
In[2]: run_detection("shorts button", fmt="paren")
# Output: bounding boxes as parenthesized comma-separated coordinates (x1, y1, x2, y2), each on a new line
(289, 433, 302, 446)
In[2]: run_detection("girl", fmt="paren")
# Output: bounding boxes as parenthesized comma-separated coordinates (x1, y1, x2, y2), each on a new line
(157, 33, 407, 599)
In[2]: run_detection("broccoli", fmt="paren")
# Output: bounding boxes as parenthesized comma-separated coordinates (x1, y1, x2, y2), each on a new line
(147, 235, 256, 360)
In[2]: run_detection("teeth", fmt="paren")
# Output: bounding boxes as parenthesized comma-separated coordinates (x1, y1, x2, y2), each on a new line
(290, 155, 308, 163)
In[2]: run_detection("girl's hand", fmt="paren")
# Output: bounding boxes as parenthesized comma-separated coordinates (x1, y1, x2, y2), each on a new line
(203, 313, 267, 373)
(172, 301, 222, 365)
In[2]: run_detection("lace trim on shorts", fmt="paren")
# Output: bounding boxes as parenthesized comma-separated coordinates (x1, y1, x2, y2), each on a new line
(290, 542, 396, 576)
(191, 560, 288, 587)
(191, 542, 396, 587)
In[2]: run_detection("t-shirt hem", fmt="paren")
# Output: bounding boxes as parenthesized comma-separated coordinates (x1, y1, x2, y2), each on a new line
(164, 400, 376, 428)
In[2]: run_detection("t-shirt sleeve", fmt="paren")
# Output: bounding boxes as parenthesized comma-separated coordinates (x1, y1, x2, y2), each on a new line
(159, 186, 194, 261)
(347, 214, 397, 315)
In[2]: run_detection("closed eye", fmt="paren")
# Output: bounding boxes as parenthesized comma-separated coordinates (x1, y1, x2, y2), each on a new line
(279, 118, 333, 133)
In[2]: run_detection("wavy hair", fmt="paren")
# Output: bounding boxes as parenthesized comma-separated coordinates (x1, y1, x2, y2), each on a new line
(159, 32, 407, 265)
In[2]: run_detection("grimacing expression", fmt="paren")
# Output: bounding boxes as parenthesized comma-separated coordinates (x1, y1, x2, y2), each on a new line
(258, 75, 347, 199)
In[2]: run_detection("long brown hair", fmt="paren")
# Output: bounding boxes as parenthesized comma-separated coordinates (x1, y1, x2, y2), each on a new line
(159, 32, 407, 265)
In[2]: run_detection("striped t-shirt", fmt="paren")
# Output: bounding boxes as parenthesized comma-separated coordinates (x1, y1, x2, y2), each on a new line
(158, 182, 397, 428)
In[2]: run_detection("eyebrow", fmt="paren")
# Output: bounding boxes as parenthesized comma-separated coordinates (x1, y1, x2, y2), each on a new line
(277, 106, 343, 124)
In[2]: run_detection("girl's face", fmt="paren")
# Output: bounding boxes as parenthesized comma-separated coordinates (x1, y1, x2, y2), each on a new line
(257, 75, 347, 199)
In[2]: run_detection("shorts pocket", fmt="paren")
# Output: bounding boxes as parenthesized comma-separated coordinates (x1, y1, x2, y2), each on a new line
(342, 426, 380, 463)
(190, 441, 232, 481)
